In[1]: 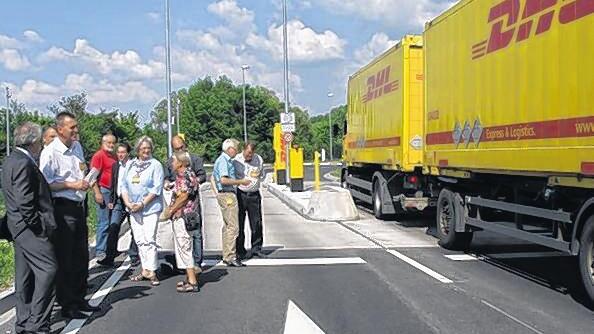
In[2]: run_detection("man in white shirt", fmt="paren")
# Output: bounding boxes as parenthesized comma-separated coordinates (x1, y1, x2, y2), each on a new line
(233, 142, 265, 259)
(39, 111, 99, 319)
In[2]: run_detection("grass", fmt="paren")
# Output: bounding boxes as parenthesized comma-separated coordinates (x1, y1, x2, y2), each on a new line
(0, 194, 14, 289)
(0, 194, 98, 289)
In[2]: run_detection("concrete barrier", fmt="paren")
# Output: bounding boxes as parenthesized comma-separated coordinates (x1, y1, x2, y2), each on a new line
(267, 182, 359, 222)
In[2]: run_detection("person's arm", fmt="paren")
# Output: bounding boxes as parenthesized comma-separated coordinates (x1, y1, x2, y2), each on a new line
(12, 162, 42, 230)
(193, 155, 207, 184)
(220, 176, 250, 186)
(167, 192, 189, 219)
(90, 153, 104, 204)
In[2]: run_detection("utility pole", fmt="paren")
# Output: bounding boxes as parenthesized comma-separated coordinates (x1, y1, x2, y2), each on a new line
(282, 0, 291, 185)
(327, 92, 334, 161)
(176, 95, 180, 134)
(5, 87, 11, 156)
(241, 64, 250, 144)
(165, 0, 173, 157)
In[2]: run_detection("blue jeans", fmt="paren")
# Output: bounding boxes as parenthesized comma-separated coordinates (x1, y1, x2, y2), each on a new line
(192, 227, 203, 266)
(95, 187, 112, 256)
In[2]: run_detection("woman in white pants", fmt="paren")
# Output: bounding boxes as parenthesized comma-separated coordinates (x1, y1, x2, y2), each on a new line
(162, 151, 200, 293)
(121, 136, 164, 286)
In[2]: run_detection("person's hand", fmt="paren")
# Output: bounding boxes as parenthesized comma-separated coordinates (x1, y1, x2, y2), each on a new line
(130, 202, 144, 213)
(107, 203, 114, 210)
(94, 192, 104, 205)
(71, 180, 90, 191)
(240, 178, 251, 186)
(164, 182, 174, 191)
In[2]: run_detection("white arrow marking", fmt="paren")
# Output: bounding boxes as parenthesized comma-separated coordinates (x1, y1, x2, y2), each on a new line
(283, 300, 325, 334)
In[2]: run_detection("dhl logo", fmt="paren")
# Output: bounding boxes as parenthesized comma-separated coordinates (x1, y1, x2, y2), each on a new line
(472, 0, 594, 59)
(362, 66, 399, 103)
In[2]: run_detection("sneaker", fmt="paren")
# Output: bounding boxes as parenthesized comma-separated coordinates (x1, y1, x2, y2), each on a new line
(95, 253, 107, 261)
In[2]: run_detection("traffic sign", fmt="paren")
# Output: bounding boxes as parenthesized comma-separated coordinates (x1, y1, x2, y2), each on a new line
(281, 112, 295, 133)
(283, 132, 294, 143)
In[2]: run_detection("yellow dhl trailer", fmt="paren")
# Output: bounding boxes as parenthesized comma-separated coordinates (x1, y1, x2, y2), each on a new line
(341, 35, 428, 218)
(424, 0, 594, 301)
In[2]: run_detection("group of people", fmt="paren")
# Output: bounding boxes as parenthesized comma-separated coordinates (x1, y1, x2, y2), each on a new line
(1, 111, 265, 334)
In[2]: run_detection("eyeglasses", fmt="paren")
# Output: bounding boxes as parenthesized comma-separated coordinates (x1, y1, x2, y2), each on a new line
(173, 146, 185, 152)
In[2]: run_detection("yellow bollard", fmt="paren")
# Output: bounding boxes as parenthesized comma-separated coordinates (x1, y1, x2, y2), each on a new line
(314, 151, 321, 191)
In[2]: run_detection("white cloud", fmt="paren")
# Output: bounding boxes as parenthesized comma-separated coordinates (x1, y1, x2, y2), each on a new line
(146, 11, 161, 23)
(177, 30, 222, 51)
(246, 20, 346, 62)
(0, 49, 31, 71)
(39, 39, 164, 80)
(207, 0, 256, 32)
(23, 30, 43, 43)
(354, 32, 398, 64)
(315, 0, 456, 28)
(0, 34, 24, 49)
(4, 73, 160, 107)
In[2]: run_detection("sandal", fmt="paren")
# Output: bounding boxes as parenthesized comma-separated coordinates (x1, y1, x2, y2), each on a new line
(176, 281, 199, 293)
(129, 273, 146, 282)
(147, 274, 160, 286)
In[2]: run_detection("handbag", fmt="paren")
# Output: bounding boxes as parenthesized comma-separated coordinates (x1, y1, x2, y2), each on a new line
(0, 214, 12, 242)
(183, 211, 201, 232)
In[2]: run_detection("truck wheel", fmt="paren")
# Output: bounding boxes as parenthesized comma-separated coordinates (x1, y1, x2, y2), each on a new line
(436, 189, 473, 250)
(372, 180, 385, 219)
(578, 216, 594, 304)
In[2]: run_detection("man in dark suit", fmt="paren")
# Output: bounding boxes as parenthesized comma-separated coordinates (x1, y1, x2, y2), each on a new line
(1, 122, 57, 334)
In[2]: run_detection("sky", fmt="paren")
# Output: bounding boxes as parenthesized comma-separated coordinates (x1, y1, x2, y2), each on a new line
(0, 0, 456, 122)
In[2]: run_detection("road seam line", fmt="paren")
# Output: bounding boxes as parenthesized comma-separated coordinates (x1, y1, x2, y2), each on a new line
(201, 257, 367, 267)
(481, 300, 545, 334)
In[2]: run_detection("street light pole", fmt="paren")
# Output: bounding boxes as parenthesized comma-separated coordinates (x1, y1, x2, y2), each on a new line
(5, 87, 10, 156)
(176, 95, 180, 134)
(241, 64, 250, 144)
(282, 0, 291, 185)
(165, 0, 173, 157)
(327, 92, 334, 161)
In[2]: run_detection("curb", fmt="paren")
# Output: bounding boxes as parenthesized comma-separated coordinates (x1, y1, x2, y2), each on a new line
(323, 171, 340, 182)
(266, 183, 310, 220)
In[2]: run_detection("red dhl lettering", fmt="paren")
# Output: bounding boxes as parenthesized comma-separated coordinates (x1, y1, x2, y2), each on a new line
(362, 66, 399, 103)
(472, 0, 594, 60)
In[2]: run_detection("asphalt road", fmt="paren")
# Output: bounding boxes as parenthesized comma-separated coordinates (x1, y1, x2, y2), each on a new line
(1, 172, 593, 334)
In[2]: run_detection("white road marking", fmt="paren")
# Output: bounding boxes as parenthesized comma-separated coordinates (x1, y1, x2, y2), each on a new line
(203, 245, 381, 252)
(0, 255, 102, 328)
(0, 286, 15, 300)
(283, 300, 325, 334)
(387, 250, 453, 284)
(0, 308, 15, 326)
(202, 257, 367, 267)
(444, 254, 478, 261)
(60, 257, 131, 334)
(481, 300, 545, 334)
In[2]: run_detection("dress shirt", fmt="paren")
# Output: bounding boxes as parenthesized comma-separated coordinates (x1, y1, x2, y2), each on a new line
(213, 152, 236, 192)
(117, 160, 128, 197)
(39, 138, 87, 202)
(233, 153, 263, 192)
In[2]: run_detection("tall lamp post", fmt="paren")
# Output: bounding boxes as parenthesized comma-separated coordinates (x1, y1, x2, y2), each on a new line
(164, 0, 173, 157)
(282, 0, 291, 184)
(241, 64, 250, 143)
(176, 95, 180, 134)
(327, 92, 334, 161)
(5, 87, 10, 156)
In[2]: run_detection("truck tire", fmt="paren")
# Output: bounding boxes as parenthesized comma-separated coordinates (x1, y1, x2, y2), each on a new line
(436, 189, 473, 250)
(578, 216, 594, 304)
(372, 180, 385, 219)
